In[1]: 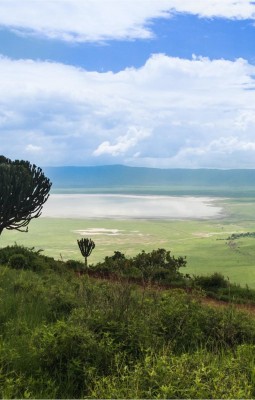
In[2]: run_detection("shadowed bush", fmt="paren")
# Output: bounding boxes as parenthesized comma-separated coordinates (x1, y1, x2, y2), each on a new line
(193, 272, 229, 291)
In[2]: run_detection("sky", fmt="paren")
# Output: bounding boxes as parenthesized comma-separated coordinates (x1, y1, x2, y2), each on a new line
(0, 0, 255, 169)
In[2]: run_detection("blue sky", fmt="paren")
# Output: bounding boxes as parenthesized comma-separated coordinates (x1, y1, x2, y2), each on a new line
(0, 0, 255, 168)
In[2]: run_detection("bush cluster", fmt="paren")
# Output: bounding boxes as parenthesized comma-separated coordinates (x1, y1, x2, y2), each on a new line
(93, 248, 189, 286)
(227, 231, 255, 240)
(0, 244, 66, 273)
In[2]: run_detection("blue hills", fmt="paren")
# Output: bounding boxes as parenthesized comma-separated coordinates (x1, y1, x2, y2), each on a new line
(44, 165, 255, 196)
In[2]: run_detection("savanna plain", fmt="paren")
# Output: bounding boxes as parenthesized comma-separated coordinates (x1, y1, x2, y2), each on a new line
(2, 192, 255, 287)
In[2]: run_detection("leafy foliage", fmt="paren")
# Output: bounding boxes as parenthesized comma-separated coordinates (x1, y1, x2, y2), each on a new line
(0, 156, 51, 235)
(8, 253, 29, 269)
(193, 272, 229, 290)
(94, 248, 188, 285)
(0, 244, 65, 272)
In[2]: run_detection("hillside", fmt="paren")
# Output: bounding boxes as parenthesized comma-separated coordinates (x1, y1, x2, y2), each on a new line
(44, 165, 255, 196)
(1, 244, 255, 398)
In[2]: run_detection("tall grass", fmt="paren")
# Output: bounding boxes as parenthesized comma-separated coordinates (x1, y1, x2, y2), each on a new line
(0, 246, 255, 398)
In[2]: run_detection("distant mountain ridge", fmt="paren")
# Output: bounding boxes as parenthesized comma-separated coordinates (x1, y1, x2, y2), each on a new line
(44, 165, 255, 196)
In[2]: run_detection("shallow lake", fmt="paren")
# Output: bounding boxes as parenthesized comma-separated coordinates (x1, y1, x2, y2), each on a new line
(42, 194, 223, 220)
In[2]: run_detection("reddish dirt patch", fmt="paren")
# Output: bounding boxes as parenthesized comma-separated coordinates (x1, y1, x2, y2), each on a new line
(78, 270, 255, 317)
(201, 296, 255, 316)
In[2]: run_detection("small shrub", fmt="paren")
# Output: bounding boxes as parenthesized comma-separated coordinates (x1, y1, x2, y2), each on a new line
(193, 272, 229, 291)
(31, 320, 115, 398)
(95, 251, 129, 273)
(66, 259, 84, 272)
(8, 254, 28, 269)
(0, 245, 67, 273)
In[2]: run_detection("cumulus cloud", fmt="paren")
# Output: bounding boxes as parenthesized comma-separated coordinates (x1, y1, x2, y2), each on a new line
(0, 54, 255, 167)
(0, 0, 254, 43)
(166, 137, 255, 168)
(0, 0, 172, 42)
(93, 126, 151, 156)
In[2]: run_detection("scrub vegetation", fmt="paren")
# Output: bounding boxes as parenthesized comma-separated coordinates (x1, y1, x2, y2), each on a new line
(1, 244, 255, 398)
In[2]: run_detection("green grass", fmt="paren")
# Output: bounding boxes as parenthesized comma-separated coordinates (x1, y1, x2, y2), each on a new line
(1, 245, 255, 397)
(1, 197, 255, 287)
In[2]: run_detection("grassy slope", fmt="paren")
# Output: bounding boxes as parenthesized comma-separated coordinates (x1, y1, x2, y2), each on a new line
(1, 251, 255, 398)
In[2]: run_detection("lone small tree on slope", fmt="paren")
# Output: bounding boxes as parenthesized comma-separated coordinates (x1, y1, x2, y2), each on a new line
(77, 238, 95, 270)
(0, 156, 52, 236)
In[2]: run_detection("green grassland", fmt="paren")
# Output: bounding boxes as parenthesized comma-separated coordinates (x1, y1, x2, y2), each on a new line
(1, 196, 255, 287)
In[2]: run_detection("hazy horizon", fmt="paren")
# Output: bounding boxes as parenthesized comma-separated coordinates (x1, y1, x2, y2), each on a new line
(44, 164, 255, 171)
(42, 194, 223, 220)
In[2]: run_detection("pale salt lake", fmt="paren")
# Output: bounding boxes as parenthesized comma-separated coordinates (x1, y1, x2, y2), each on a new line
(41, 194, 223, 220)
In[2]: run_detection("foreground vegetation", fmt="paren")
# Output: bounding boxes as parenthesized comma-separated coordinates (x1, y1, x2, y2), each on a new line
(1, 245, 255, 398)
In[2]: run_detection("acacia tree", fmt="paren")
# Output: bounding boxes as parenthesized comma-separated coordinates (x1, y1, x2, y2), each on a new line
(0, 156, 52, 236)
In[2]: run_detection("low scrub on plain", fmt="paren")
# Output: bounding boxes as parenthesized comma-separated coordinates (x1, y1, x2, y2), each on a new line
(0, 245, 255, 398)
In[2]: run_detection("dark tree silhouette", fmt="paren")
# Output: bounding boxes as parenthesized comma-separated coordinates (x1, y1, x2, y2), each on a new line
(77, 238, 95, 269)
(0, 156, 52, 236)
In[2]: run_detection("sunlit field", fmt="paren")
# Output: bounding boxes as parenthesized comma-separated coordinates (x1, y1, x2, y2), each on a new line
(42, 194, 223, 219)
(1, 195, 255, 287)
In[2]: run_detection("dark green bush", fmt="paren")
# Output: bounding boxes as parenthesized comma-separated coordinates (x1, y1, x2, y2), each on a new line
(0, 244, 66, 273)
(66, 259, 84, 271)
(192, 273, 255, 304)
(95, 251, 130, 273)
(193, 272, 229, 291)
(8, 253, 29, 269)
(133, 248, 187, 280)
(0, 245, 40, 265)
(93, 248, 187, 285)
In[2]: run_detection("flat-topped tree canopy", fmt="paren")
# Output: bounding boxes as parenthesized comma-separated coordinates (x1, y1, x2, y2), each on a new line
(0, 156, 52, 236)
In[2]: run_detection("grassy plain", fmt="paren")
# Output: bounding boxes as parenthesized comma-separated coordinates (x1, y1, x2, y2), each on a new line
(1, 196, 255, 287)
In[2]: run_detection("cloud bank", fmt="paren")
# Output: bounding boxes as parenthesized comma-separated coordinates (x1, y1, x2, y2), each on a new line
(1, 53, 255, 168)
(0, 0, 254, 42)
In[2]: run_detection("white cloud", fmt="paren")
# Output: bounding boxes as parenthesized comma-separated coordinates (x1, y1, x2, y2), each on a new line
(0, 0, 172, 42)
(164, 0, 255, 20)
(93, 126, 150, 156)
(149, 136, 255, 168)
(234, 110, 255, 130)
(208, 136, 255, 153)
(0, 0, 254, 43)
(25, 144, 43, 153)
(0, 54, 255, 167)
